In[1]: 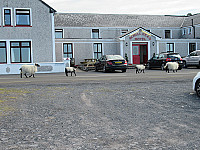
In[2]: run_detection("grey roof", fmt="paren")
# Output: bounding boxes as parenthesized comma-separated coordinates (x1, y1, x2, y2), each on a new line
(55, 13, 187, 28)
(39, 0, 56, 13)
(182, 13, 200, 27)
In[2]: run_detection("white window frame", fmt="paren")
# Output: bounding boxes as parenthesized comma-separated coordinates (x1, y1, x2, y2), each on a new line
(188, 27, 192, 35)
(182, 28, 186, 35)
(121, 29, 129, 35)
(164, 30, 172, 39)
(91, 29, 100, 39)
(55, 29, 64, 38)
(3, 8, 13, 27)
(166, 43, 175, 53)
(14, 8, 32, 27)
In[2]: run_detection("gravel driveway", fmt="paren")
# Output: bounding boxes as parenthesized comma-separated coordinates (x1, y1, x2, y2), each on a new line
(0, 69, 200, 150)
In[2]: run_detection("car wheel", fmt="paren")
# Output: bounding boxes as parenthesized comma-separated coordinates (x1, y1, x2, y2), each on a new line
(146, 63, 151, 70)
(183, 61, 187, 68)
(196, 80, 200, 97)
(103, 66, 107, 73)
(122, 69, 126, 73)
(161, 63, 165, 71)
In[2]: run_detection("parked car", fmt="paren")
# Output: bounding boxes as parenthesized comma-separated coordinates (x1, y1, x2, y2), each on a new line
(95, 55, 127, 72)
(182, 50, 200, 68)
(147, 52, 183, 70)
(193, 72, 200, 97)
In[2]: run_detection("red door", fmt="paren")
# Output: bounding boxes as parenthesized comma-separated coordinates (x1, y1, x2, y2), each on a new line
(132, 44, 140, 64)
(132, 43, 148, 64)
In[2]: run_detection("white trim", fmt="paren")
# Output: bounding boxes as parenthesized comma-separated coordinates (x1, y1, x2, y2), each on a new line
(14, 8, 32, 26)
(56, 26, 182, 30)
(157, 41, 159, 54)
(55, 41, 118, 44)
(2, 8, 13, 26)
(120, 40, 123, 57)
(51, 13, 56, 62)
(164, 29, 172, 39)
(130, 41, 150, 64)
(166, 42, 175, 52)
(188, 27, 192, 35)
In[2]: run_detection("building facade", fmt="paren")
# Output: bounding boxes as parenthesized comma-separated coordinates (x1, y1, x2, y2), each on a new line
(0, 0, 65, 74)
(55, 13, 200, 65)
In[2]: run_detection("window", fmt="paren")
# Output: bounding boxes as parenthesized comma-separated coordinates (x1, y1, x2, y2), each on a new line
(189, 43, 196, 53)
(188, 27, 192, 35)
(55, 29, 63, 38)
(16, 9, 31, 26)
(0, 42, 7, 63)
(63, 43, 73, 59)
(166, 43, 174, 53)
(165, 30, 171, 38)
(10, 41, 31, 63)
(4, 9, 11, 26)
(121, 29, 128, 35)
(92, 29, 99, 39)
(182, 28, 186, 35)
(94, 43, 102, 59)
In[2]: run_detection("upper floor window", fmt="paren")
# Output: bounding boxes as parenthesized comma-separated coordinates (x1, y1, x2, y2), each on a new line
(188, 27, 192, 35)
(0, 42, 7, 63)
(11, 41, 31, 63)
(165, 30, 171, 39)
(16, 9, 31, 26)
(121, 29, 128, 35)
(166, 43, 174, 53)
(182, 28, 186, 35)
(4, 9, 11, 26)
(55, 29, 63, 38)
(92, 29, 99, 39)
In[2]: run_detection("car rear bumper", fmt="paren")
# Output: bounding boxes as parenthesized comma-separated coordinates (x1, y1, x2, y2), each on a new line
(106, 65, 127, 70)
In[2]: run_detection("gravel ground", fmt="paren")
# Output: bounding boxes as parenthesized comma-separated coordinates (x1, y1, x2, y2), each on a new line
(0, 69, 200, 150)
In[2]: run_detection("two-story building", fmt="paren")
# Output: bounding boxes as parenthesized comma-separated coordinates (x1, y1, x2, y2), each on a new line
(54, 13, 200, 65)
(0, 0, 66, 74)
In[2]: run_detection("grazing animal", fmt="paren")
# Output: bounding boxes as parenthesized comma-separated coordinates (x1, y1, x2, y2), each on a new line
(164, 62, 179, 73)
(20, 63, 40, 78)
(135, 64, 145, 74)
(65, 67, 76, 76)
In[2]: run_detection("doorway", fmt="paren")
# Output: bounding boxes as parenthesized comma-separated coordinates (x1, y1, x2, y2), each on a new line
(132, 43, 148, 64)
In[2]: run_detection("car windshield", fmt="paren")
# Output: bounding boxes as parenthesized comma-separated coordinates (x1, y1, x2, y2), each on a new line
(167, 54, 181, 58)
(106, 55, 124, 60)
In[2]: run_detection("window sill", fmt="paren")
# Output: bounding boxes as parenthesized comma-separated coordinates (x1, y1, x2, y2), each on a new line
(15, 25, 32, 27)
(3, 25, 13, 27)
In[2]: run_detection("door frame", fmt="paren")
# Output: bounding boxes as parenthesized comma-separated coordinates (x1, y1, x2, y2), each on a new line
(130, 41, 150, 64)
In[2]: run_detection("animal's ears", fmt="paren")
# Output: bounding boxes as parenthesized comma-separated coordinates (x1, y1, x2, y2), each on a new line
(35, 63, 40, 67)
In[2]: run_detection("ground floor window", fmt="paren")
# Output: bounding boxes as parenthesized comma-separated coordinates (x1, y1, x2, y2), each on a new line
(10, 41, 31, 63)
(94, 43, 102, 59)
(189, 43, 196, 54)
(166, 43, 174, 53)
(0, 42, 7, 63)
(63, 43, 73, 59)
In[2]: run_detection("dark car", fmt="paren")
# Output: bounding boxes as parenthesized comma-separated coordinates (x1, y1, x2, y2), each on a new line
(95, 55, 127, 72)
(147, 52, 183, 70)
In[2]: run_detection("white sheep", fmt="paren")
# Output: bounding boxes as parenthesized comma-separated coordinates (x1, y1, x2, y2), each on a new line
(164, 62, 179, 73)
(65, 67, 76, 76)
(135, 64, 145, 74)
(20, 63, 40, 78)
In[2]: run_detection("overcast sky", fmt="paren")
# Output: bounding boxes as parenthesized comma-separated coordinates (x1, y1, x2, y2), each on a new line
(43, 0, 200, 15)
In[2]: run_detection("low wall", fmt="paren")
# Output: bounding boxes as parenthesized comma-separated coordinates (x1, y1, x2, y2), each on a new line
(0, 61, 70, 75)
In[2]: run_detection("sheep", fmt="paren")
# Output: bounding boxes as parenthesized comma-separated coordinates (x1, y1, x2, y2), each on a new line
(135, 64, 145, 74)
(19, 63, 40, 78)
(164, 62, 179, 73)
(65, 67, 76, 76)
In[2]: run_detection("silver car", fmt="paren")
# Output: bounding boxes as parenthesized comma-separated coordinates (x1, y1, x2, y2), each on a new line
(183, 50, 200, 68)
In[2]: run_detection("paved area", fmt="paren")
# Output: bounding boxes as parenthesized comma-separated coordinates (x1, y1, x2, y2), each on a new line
(0, 68, 200, 149)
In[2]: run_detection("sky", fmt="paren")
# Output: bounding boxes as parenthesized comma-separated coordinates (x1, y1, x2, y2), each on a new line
(43, 0, 200, 15)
